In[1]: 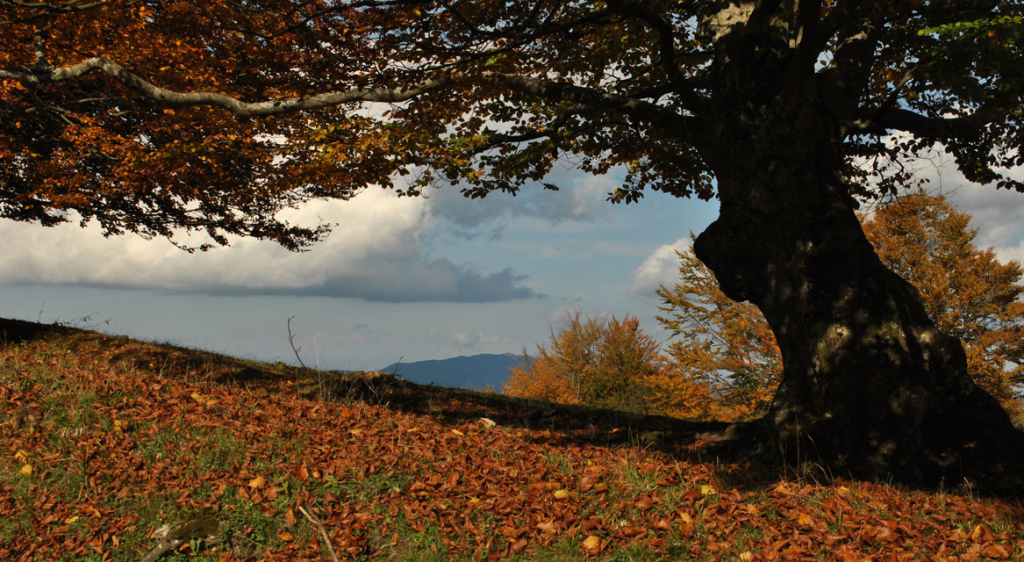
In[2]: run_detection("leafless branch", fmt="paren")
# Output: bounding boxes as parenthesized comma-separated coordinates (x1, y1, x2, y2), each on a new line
(298, 506, 340, 562)
(287, 316, 308, 370)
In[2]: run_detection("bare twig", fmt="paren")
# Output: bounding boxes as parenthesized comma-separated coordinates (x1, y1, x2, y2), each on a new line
(298, 506, 339, 562)
(287, 315, 307, 370)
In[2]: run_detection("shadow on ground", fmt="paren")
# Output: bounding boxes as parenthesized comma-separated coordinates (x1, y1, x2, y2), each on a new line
(0, 317, 893, 493)
(7, 317, 1019, 498)
(0, 318, 72, 346)
(317, 372, 785, 490)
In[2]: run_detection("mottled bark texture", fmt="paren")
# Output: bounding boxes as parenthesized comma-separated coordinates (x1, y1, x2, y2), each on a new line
(692, 29, 1023, 488)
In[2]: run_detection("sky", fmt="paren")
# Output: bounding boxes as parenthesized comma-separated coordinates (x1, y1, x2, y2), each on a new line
(1, 148, 1023, 372)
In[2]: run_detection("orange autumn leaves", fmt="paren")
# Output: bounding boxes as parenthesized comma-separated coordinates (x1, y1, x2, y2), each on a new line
(653, 241, 781, 421)
(503, 312, 661, 416)
(0, 0, 411, 250)
(861, 193, 1024, 423)
(506, 194, 1024, 425)
(503, 293, 778, 422)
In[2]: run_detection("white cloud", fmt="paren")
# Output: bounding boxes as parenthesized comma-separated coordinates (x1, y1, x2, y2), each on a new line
(630, 237, 691, 298)
(425, 169, 616, 239)
(944, 181, 1024, 262)
(0, 189, 538, 302)
(861, 136, 1024, 263)
(993, 240, 1024, 266)
(0, 167, 631, 303)
(1, 189, 419, 286)
(449, 331, 507, 351)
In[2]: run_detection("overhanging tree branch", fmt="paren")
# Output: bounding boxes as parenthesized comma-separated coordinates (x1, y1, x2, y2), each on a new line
(860, 106, 989, 140)
(488, 72, 698, 142)
(2, 57, 701, 142)
(1, 57, 455, 115)
(0, 0, 110, 25)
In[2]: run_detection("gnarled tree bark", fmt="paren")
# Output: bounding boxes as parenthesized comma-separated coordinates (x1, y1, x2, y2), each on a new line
(692, 39, 1024, 487)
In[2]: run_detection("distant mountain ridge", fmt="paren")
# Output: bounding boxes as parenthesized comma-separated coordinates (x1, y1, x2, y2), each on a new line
(379, 353, 529, 390)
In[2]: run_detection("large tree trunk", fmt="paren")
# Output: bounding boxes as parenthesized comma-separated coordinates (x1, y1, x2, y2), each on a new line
(692, 80, 1024, 490)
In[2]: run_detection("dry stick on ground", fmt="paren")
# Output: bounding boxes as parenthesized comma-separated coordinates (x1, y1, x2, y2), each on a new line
(138, 517, 226, 562)
(138, 536, 182, 562)
(299, 506, 340, 562)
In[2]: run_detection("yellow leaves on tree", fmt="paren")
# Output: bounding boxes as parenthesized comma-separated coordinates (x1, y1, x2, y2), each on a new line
(860, 193, 1024, 425)
(503, 312, 662, 415)
(654, 236, 781, 422)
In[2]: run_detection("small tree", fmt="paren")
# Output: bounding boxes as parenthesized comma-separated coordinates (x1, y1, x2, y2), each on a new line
(658, 195, 1024, 425)
(503, 349, 575, 405)
(582, 314, 662, 413)
(654, 239, 781, 422)
(504, 312, 660, 415)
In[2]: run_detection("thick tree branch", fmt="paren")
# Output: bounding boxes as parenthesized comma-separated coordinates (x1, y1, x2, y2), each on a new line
(1, 57, 700, 141)
(853, 107, 988, 139)
(0, 57, 454, 115)
(0, 0, 107, 10)
(795, 0, 822, 69)
(818, 0, 867, 42)
(607, 0, 683, 86)
(0, 0, 110, 25)
(871, 64, 921, 122)
(817, 12, 879, 120)
(747, 0, 786, 29)
(489, 73, 698, 142)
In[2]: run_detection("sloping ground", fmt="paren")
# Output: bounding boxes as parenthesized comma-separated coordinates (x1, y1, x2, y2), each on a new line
(1, 318, 1022, 561)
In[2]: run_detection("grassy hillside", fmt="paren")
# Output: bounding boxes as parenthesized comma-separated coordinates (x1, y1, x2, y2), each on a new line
(1, 318, 1022, 561)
